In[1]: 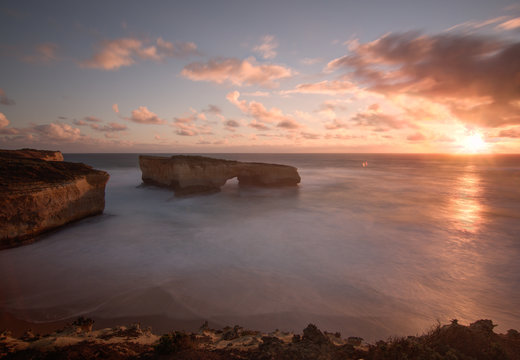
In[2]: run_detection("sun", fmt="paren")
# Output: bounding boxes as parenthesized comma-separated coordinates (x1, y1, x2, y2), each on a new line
(461, 133, 487, 153)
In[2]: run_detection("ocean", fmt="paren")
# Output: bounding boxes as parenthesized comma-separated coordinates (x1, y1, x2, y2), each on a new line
(1, 153, 519, 340)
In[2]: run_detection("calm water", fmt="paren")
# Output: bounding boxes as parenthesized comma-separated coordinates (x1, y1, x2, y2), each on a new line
(1, 153, 520, 340)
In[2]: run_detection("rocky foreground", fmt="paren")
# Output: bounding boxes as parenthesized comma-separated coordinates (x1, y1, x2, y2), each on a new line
(140, 155, 301, 196)
(0, 149, 109, 249)
(1, 319, 519, 359)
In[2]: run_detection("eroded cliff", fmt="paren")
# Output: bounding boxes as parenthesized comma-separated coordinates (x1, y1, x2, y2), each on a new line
(139, 155, 301, 196)
(0, 149, 109, 249)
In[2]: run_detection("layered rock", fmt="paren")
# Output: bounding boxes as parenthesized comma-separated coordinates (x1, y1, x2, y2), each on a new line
(1, 148, 64, 161)
(139, 155, 301, 196)
(0, 149, 109, 249)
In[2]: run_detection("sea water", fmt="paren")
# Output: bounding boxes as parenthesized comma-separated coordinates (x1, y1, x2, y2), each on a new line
(1, 153, 519, 340)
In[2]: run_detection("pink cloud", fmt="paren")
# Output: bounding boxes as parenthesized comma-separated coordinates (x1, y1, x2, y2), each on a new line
(407, 132, 427, 141)
(127, 106, 165, 124)
(32, 123, 81, 141)
(326, 31, 520, 127)
(497, 17, 520, 30)
(0, 112, 9, 128)
(226, 91, 301, 129)
(182, 58, 293, 87)
(22, 43, 58, 63)
(253, 35, 278, 59)
(283, 80, 356, 95)
(324, 118, 349, 130)
(112, 104, 119, 113)
(81, 37, 198, 70)
(301, 132, 321, 139)
(172, 111, 213, 136)
(249, 120, 270, 131)
(0, 89, 15, 105)
(90, 122, 127, 132)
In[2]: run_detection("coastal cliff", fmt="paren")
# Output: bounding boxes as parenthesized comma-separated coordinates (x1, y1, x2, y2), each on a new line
(0, 148, 64, 161)
(139, 155, 301, 196)
(0, 149, 109, 249)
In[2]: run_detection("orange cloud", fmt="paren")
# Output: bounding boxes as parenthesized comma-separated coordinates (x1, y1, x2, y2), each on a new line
(127, 106, 165, 124)
(226, 91, 300, 129)
(182, 58, 293, 87)
(498, 127, 520, 138)
(327, 31, 520, 128)
(81, 37, 198, 70)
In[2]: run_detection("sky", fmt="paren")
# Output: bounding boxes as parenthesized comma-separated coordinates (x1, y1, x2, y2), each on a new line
(0, 0, 519, 153)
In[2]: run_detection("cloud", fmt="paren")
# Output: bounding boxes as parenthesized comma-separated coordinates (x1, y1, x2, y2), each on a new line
(497, 17, 520, 30)
(249, 120, 270, 131)
(81, 37, 198, 70)
(32, 123, 81, 141)
(300, 57, 323, 65)
(203, 104, 222, 114)
(352, 111, 413, 130)
(326, 31, 520, 127)
(127, 106, 165, 124)
(90, 122, 127, 132)
(0, 89, 15, 105)
(226, 90, 300, 129)
(407, 132, 427, 141)
(498, 127, 520, 138)
(182, 57, 293, 87)
(242, 91, 270, 97)
(253, 35, 278, 59)
(173, 111, 213, 136)
(324, 118, 349, 130)
(84, 116, 102, 122)
(283, 80, 356, 95)
(0, 112, 9, 128)
(301, 131, 321, 139)
(224, 119, 240, 128)
(22, 43, 58, 63)
(112, 104, 119, 113)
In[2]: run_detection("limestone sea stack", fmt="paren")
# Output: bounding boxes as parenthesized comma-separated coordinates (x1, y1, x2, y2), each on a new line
(139, 155, 301, 196)
(0, 149, 109, 249)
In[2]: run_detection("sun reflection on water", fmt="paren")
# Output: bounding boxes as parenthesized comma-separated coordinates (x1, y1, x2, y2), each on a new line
(451, 167, 483, 235)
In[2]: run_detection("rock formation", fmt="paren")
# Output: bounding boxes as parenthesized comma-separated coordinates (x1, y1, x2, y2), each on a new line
(0, 149, 109, 249)
(0, 148, 64, 161)
(139, 155, 301, 196)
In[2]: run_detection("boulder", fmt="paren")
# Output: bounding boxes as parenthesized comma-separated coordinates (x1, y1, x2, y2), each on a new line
(0, 149, 109, 249)
(139, 155, 301, 196)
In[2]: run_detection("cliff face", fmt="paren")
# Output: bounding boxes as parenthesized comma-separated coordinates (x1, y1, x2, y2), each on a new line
(139, 155, 301, 196)
(0, 150, 109, 249)
(0, 148, 64, 161)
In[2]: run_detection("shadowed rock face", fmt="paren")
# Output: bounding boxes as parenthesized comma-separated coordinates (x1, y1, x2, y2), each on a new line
(0, 149, 109, 249)
(139, 155, 301, 196)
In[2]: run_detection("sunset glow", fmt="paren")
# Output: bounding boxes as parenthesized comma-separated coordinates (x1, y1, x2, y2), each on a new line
(0, 1, 519, 153)
(461, 133, 487, 154)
